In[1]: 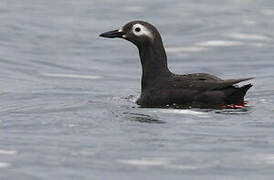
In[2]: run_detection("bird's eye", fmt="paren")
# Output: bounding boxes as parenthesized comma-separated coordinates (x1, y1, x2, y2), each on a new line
(135, 27, 141, 32)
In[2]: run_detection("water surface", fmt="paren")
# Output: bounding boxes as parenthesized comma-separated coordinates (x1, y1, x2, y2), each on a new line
(1, 0, 274, 179)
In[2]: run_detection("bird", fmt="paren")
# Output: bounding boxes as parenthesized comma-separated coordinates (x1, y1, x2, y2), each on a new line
(99, 20, 253, 108)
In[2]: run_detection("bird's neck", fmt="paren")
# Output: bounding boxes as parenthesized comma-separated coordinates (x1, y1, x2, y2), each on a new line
(138, 43, 171, 90)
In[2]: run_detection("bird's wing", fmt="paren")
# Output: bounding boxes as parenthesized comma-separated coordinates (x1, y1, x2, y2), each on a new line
(179, 73, 222, 81)
(211, 78, 253, 90)
(172, 73, 253, 90)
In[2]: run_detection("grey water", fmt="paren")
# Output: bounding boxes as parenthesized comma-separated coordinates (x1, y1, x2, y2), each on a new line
(0, 0, 274, 179)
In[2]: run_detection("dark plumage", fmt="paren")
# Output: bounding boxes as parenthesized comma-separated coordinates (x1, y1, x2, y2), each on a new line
(99, 20, 253, 108)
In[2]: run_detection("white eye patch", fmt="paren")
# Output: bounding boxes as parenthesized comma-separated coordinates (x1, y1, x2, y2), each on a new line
(132, 24, 153, 40)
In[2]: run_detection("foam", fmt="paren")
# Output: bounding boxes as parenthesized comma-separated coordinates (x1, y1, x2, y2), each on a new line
(166, 46, 208, 53)
(196, 40, 244, 47)
(42, 73, 101, 80)
(227, 33, 268, 41)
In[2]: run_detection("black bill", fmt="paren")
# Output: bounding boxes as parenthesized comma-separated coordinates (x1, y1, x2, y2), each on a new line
(99, 29, 125, 38)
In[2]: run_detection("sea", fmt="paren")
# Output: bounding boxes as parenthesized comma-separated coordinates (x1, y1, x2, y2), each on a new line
(0, 0, 274, 179)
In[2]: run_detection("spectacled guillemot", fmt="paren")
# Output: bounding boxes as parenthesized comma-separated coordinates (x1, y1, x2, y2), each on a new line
(99, 20, 253, 108)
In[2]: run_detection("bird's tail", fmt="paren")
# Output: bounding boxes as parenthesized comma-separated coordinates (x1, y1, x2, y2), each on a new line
(225, 84, 252, 105)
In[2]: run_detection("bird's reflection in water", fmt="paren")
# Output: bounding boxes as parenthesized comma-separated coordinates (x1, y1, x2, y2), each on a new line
(124, 112, 165, 124)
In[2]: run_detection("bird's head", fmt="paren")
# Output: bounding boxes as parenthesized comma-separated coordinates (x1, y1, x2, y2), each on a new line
(99, 20, 161, 47)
